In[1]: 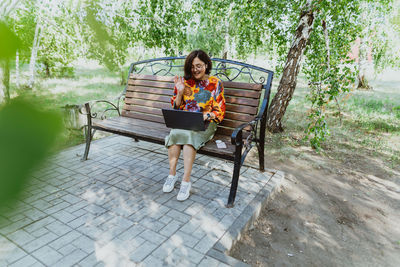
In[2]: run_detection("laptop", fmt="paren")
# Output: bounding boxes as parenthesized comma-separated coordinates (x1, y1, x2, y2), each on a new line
(162, 109, 206, 131)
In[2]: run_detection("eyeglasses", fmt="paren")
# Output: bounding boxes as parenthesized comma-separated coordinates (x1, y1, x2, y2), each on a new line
(191, 64, 205, 71)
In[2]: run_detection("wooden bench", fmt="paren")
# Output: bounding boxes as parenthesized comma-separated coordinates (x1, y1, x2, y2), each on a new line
(80, 57, 274, 207)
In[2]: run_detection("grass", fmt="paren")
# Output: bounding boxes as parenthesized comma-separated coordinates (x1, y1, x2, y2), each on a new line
(266, 75, 400, 175)
(7, 61, 400, 173)
(8, 60, 125, 150)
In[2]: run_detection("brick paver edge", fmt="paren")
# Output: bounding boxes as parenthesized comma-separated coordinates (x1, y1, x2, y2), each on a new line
(207, 170, 285, 266)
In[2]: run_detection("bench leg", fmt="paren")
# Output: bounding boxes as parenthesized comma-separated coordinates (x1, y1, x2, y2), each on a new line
(227, 142, 243, 208)
(81, 125, 95, 161)
(258, 118, 266, 171)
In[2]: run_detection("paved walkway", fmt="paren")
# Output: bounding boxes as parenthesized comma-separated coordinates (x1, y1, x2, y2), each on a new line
(0, 135, 284, 266)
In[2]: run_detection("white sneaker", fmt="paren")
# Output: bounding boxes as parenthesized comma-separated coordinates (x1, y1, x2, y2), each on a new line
(163, 175, 177, 193)
(177, 181, 191, 201)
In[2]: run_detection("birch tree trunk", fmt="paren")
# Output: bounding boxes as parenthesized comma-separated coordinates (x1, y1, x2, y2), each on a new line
(28, 19, 42, 89)
(2, 60, 10, 102)
(357, 37, 372, 89)
(15, 50, 20, 88)
(267, 7, 314, 133)
(0, 66, 5, 102)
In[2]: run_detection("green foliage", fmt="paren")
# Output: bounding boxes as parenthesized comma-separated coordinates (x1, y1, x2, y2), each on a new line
(136, 0, 189, 55)
(84, 1, 134, 73)
(0, 98, 63, 207)
(0, 22, 20, 60)
(8, 0, 36, 62)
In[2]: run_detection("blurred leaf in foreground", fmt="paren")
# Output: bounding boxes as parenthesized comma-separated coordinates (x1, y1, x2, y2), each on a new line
(0, 21, 20, 60)
(0, 98, 63, 207)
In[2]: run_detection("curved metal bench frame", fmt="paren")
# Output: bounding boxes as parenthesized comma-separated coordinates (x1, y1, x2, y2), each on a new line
(80, 56, 274, 207)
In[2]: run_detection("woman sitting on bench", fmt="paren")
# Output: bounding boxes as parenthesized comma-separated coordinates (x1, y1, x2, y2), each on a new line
(163, 50, 226, 201)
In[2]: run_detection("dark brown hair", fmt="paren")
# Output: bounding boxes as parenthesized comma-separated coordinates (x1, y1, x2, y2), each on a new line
(183, 50, 212, 80)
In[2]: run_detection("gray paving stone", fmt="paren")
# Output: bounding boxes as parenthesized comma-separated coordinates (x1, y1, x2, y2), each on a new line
(51, 209, 77, 223)
(47, 230, 81, 250)
(141, 255, 165, 267)
(7, 229, 36, 246)
(78, 252, 102, 266)
(1, 243, 27, 264)
(71, 234, 95, 254)
(61, 194, 82, 204)
(68, 213, 90, 229)
(163, 251, 195, 267)
(31, 245, 63, 266)
(206, 249, 249, 267)
(166, 209, 191, 223)
(117, 224, 145, 241)
(198, 256, 221, 267)
(54, 248, 87, 266)
(44, 201, 71, 215)
(24, 231, 59, 253)
(170, 230, 200, 248)
(159, 219, 183, 237)
(140, 217, 165, 232)
(151, 242, 176, 260)
(175, 246, 205, 264)
(58, 243, 76, 256)
(194, 234, 219, 254)
(29, 227, 49, 239)
(8, 254, 38, 267)
(45, 219, 73, 236)
(129, 241, 158, 262)
(139, 229, 167, 245)
(0, 217, 34, 235)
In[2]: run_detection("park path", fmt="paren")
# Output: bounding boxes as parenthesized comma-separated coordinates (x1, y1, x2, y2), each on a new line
(0, 135, 283, 266)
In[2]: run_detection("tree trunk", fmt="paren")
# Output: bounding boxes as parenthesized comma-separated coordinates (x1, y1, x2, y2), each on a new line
(15, 50, 20, 88)
(267, 8, 314, 133)
(45, 61, 50, 78)
(1, 60, 10, 102)
(28, 19, 42, 89)
(357, 37, 372, 89)
(120, 69, 126, 85)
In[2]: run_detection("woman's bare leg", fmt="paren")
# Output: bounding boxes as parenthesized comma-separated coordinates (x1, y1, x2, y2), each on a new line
(168, 145, 182, 176)
(182, 144, 196, 182)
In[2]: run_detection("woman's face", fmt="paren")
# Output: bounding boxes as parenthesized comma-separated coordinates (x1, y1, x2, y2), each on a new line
(191, 57, 207, 80)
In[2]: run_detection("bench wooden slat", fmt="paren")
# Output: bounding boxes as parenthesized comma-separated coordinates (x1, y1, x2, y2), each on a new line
(122, 110, 165, 124)
(124, 98, 257, 115)
(225, 104, 257, 115)
(123, 105, 247, 129)
(126, 86, 259, 107)
(94, 118, 168, 142)
(224, 88, 260, 98)
(128, 79, 175, 89)
(123, 104, 254, 123)
(130, 74, 175, 82)
(223, 81, 262, 90)
(130, 74, 262, 91)
(125, 93, 171, 103)
(126, 86, 172, 96)
(123, 99, 170, 109)
(224, 96, 258, 107)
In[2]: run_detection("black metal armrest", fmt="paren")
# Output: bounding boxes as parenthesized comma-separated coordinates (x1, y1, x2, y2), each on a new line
(231, 118, 259, 145)
(256, 98, 269, 120)
(78, 94, 123, 119)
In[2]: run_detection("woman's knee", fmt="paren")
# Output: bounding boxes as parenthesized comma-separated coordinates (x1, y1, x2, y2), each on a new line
(183, 144, 195, 150)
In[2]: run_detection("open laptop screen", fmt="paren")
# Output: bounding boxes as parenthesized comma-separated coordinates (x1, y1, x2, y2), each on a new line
(162, 109, 206, 131)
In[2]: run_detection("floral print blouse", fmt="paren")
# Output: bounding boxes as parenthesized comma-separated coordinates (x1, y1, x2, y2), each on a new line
(171, 76, 226, 123)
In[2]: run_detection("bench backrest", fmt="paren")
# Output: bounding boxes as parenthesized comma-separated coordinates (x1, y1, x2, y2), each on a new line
(121, 57, 273, 137)
(122, 74, 263, 136)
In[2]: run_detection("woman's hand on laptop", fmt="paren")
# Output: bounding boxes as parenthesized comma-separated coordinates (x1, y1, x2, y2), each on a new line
(203, 113, 213, 121)
(174, 76, 185, 95)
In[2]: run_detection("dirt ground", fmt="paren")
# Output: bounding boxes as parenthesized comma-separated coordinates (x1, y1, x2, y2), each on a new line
(230, 149, 400, 266)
